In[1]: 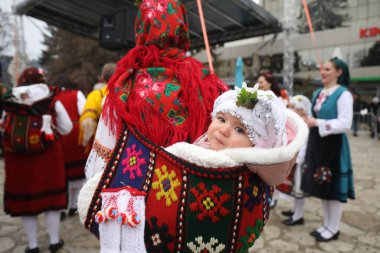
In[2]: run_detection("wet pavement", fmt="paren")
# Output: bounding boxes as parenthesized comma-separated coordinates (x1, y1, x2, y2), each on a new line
(1, 130, 379, 253)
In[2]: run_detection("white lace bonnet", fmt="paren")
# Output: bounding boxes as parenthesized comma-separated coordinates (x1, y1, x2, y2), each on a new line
(211, 83, 287, 148)
(289, 95, 312, 116)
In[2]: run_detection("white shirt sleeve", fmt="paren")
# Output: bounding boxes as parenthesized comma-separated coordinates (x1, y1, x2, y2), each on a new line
(77, 91, 86, 115)
(55, 100, 73, 135)
(85, 116, 117, 179)
(316, 90, 353, 137)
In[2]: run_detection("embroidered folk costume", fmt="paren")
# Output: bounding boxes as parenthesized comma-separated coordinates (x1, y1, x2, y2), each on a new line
(56, 87, 87, 215)
(301, 57, 355, 242)
(78, 0, 309, 252)
(3, 84, 73, 216)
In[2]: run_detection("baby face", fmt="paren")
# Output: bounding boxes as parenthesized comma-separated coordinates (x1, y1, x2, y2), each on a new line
(207, 112, 253, 151)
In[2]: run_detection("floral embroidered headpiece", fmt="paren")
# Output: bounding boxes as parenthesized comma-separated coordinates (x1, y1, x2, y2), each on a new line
(212, 83, 287, 148)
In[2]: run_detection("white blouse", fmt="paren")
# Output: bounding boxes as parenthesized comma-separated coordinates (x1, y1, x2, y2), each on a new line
(314, 86, 353, 137)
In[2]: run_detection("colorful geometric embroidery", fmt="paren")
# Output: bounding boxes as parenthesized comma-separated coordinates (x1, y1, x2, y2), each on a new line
(238, 220, 263, 253)
(189, 183, 231, 223)
(29, 134, 40, 144)
(145, 217, 174, 253)
(187, 236, 226, 253)
(122, 144, 147, 179)
(151, 165, 180, 206)
(93, 139, 112, 164)
(244, 176, 263, 211)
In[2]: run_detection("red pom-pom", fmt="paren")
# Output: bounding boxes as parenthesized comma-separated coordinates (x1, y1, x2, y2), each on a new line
(95, 211, 107, 223)
(127, 212, 141, 227)
(117, 212, 128, 225)
(105, 206, 118, 220)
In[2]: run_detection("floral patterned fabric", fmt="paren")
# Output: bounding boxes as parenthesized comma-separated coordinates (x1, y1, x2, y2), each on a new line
(103, 0, 228, 147)
(135, 0, 190, 50)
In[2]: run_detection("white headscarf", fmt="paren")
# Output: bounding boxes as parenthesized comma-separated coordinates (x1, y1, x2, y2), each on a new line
(289, 95, 312, 116)
(211, 83, 287, 148)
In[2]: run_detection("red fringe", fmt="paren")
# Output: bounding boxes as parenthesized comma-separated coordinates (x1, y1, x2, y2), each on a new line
(104, 45, 228, 147)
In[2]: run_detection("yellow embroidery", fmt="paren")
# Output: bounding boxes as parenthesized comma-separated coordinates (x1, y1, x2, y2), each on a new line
(29, 134, 40, 144)
(152, 165, 181, 206)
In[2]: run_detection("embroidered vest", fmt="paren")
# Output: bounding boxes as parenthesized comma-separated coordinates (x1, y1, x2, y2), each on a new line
(84, 124, 272, 252)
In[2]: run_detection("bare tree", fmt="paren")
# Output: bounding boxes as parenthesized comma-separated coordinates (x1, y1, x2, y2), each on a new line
(0, 8, 12, 55)
(0, 8, 13, 85)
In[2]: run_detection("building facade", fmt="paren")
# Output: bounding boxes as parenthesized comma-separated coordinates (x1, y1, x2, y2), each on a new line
(194, 0, 380, 99)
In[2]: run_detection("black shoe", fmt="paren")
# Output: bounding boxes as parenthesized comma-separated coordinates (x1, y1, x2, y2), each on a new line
(315, 231, 340, 242)
(353, 132, 358, 136)
(68, 208, 77, 216)
(49, 240, 64, 253)
(282, 217, 304, 226)
(25, 247, 40, 253)
(310, 230, 321, 237)
(281, 210, 294, 217)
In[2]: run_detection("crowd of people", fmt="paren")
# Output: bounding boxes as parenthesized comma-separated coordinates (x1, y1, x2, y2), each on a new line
(0, 64, 117, 253)
(0, 0, 376, 252)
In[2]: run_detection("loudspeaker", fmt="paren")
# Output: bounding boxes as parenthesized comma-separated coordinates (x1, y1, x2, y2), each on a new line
(99, 6, 137, 50)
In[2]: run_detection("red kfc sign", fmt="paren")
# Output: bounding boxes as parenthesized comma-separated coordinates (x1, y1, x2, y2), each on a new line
(360, 27, 380, 38)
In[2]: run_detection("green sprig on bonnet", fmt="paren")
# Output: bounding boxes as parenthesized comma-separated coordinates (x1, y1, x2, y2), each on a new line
(236, 87, 258, 109)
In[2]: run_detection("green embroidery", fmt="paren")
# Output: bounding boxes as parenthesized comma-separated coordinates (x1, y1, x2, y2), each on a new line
(168, 3, 177, 15)
(201, 69, 210, 76)
(137, 20, 144, 34)
(238, 220, 263, 253)
(147, 68, 165, 77)
(168, 109, 185, 126)
(164, 83, 180, 96)
(120, 94, 128, 103)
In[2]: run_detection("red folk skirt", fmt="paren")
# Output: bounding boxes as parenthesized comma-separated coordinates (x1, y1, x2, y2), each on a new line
(3, 140, 68, 217)
(60, 119, 87, 181)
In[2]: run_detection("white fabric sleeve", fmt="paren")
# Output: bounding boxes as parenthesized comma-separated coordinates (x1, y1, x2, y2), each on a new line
(77, 91, 86, 115)
(315, 91, 353, 137)
(85, 116, 117, 179)
(55, 100, 73, 135)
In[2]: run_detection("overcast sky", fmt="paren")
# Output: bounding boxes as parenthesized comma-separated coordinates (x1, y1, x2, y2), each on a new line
(1, 0, 47, 60)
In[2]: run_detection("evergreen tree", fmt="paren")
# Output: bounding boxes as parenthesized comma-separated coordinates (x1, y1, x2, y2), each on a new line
(40, 26, 122, 94)
(298, 0, 349, 33)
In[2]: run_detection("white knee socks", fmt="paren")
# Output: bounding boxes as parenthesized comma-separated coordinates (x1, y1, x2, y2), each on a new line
(45, 211, 61, 244)
(327, 200, 342, 234)
(96, 186, 147, 253)
(21, 216, 39, 249)
(68, 179, 85, 210)
(120, 189, 146, 253)
(291, 198, 305, 221)
(317, 200, 330, 234)
(318, 200, 342, 238)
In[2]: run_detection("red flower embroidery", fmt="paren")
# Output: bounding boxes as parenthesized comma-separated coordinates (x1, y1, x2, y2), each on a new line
(189, 183, 231, 223)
